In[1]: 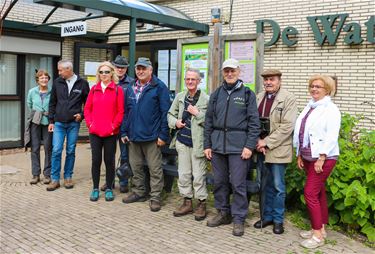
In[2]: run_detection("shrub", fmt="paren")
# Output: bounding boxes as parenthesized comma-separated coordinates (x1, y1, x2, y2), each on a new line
(285, 113, 375, 242)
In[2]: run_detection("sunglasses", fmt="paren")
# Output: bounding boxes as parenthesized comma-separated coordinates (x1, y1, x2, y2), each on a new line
(99, 70, 111, 74)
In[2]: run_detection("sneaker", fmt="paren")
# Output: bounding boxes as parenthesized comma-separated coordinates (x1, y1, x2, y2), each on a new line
(149, 200, 161, 212)
(30, 176, 40, 185)
(122, 192, 146, 203)
(46, 181, 60, 191)
(43, 177, 51, 184)
(300, 235, 325, 249)
(207, 211, 232, 227)
(300, 230, 327, 239)
(105, 189, 114, 201)
(233, 223, 245, 236)
(90, 189, 100, 202)
(64, 178, 74, 189)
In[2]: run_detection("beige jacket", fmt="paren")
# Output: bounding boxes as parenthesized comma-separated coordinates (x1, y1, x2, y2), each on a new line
(256, 88, 298, 163)
(168, 90, 209, 158)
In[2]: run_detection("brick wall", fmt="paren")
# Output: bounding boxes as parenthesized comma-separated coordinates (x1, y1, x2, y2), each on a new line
(6, 0, 374, 129)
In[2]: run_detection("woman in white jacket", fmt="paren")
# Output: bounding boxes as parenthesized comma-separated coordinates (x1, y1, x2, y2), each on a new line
(293, 75, 341, 249)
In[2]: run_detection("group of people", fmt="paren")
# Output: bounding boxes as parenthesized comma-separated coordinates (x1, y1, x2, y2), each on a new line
(26, 56, 341, 249)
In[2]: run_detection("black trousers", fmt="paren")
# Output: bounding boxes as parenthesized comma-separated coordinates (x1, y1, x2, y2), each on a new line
(30, 123, 52, 177)
(89, 134, 117, 190)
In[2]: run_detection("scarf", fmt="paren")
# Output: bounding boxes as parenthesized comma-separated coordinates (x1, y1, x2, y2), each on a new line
(301, 96, 332, 147)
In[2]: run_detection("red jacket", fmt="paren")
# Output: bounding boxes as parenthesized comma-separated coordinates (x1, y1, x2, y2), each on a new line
(84, 81, 124, 137)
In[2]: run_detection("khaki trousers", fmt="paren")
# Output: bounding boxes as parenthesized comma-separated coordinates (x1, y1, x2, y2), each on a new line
(175, 140, 208, 200)
(129, 141, 164, 201)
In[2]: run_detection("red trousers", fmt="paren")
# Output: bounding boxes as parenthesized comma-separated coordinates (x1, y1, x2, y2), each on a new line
(303, 159, 336, 230)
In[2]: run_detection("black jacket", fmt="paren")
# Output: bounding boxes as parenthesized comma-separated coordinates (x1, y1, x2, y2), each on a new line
(49, 76, 90, 123)
(204, 81, 260, 154)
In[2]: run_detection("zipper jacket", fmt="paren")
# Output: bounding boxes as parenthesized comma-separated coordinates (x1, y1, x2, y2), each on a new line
(204, 81, 260, 154)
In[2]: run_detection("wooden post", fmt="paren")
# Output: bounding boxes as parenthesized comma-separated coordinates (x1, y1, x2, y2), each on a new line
(209, 23, 222, 93)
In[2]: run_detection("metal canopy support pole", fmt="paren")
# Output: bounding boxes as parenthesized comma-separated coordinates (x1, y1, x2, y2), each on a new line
(128, 17, 136, 78)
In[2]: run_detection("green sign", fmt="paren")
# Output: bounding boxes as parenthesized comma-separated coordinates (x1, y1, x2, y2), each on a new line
(180, 43, 209, 92)
(255, 14, 374, 46)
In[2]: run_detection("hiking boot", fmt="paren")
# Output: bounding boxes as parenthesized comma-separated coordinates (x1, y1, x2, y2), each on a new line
(194, 200, 207, 221)
(122, 192, 146, 203)
(100, 183, 115, 191)
(207, 211, 232, 227)
(233, 223, 245, 236)
(46, 181, 60, 191)
(64, 178, 74, 189)
(90, 189, 100, 202)
(30, 176, 40, 185)
(119, 185, 129, 193)
(150, 200, 161, 212)
(43, 176, 51, 184)
(105, 189, 114, 201)
(173, 198, 193, 217)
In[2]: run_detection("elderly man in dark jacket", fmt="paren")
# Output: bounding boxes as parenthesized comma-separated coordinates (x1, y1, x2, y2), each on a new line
(47, 60, 90, 191)
(121, 57, 171, 212)
(204, 58, 260, 237)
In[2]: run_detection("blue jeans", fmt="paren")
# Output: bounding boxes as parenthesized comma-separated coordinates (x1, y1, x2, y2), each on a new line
(118, 137, 129, 187)
(51, 121, 80, 182)
(262, 160, 287, 224)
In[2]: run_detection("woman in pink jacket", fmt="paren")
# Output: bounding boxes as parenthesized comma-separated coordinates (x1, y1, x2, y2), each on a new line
(84, 61, 124, 202)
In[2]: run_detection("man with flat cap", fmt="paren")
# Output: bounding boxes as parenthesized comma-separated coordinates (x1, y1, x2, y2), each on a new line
(100, 55, 135, 193)
(204, 58, 260, 236)
(253, 69, 297, 234)
(121, 57, 170, 212)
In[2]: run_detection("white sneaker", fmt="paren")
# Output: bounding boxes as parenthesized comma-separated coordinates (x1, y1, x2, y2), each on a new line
(300, 235, 325, 249)
(300, 230, 327, 239)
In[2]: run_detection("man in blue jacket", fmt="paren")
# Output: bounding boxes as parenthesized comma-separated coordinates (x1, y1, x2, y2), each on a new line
(121, 57, 171, 212)
(204, 58, 260, 236)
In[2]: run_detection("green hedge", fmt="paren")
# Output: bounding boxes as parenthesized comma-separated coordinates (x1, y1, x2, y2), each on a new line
(285, 113, 375, 242)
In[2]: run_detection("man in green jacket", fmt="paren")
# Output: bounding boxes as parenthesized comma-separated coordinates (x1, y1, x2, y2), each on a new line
(168, 68, 209, 221)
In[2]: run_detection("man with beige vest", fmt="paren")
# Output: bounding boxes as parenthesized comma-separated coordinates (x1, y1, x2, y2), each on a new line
(168, 68, 209, 221)
(253, 69, 298, 234)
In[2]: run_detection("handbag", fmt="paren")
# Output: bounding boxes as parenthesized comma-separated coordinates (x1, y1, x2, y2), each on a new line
(116, 159, 133, 181)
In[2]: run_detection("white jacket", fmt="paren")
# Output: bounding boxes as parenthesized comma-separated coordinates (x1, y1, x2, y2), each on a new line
(293, 96, 341, 158)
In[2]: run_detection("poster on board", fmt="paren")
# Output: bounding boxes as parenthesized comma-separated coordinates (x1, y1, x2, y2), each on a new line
(180, 43, 209, 92)
(225, 40, 256, 91)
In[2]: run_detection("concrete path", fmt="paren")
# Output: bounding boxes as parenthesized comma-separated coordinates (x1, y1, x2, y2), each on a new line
(0, 144, 372, 254)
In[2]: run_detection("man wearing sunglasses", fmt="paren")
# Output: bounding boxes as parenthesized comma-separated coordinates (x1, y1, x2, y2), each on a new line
(47, 60, 90, 191)
(121, 57, 170, 212)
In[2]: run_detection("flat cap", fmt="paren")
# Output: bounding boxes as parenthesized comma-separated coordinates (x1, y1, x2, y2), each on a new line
(135, 57, 152, 67)
(222, 58, 240, 70)
(112, 55, 129, 68)
(261, 69, 282, 77)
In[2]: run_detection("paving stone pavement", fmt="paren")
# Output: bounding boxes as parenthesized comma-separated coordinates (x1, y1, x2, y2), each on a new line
(0, 144, 373, 254)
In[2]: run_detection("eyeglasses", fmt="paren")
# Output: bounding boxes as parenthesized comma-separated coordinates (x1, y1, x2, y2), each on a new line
(185, 78, 199, 82)
(309, 85, 325, 89)
(99, 70, 111, 74)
